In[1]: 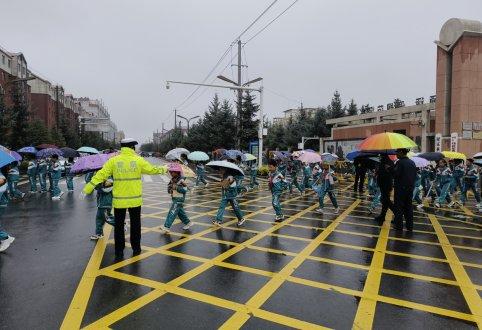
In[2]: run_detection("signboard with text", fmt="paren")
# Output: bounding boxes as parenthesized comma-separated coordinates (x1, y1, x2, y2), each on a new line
(450, 132, 458, 152)
(435, 133, 442, 152)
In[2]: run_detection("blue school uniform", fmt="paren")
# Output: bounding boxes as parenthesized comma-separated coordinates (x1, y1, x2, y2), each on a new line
(165, 176, 190, 228)
(303, 164, 312, 189)
(64, 160, 74, 191)
(313, 169, 338, 209)
(0, 173, 10, 240)
(249, 163, 259, 188)
(436, 166, 452, 205)
(461, 164, 481, 204)
(413, 171, 423, 204)
(451, 164, 465, 194)
(37, 159, 48, 192)
(215, 174, 244, 223)
(269, 170, 286, 220)
(95, 181, 114, 235)
(195, 164, 207, 186)
(51, 161, 62, 198)
(7, 166, 23, 198)
(27, 160, 38, 192)
(289, 160, 304, 193)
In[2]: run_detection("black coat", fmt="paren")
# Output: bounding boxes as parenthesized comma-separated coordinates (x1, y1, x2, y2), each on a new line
(394, 157, 417, 192)
(377, 157, 394, 190)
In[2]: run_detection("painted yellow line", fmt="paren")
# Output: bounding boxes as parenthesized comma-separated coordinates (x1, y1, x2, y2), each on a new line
(428, 214, 482, 326)
(61, 226, 113, 329)
(352, 212, 391, 329)
(81, 188, 327, 328)
(219, 199, 361, 329)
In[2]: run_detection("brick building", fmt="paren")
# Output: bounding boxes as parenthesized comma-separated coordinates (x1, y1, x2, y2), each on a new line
(323, 18, 482, 157)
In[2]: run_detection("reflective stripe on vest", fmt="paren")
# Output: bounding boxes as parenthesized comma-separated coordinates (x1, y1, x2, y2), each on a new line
(115, 177, 142, 182)
(113, 195, 142, 200)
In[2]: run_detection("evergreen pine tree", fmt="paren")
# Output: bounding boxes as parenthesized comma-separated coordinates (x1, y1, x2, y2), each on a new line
(312, 107, 330, 137)
(239, 91, 259, 150)
(328, 90, 345, 119)
(347, 99, 358, 116)
(0, 91, 10, 146)
(8, 82, 30, 148)
(24, 120, 52, 146)
(360, 104, 374, 114)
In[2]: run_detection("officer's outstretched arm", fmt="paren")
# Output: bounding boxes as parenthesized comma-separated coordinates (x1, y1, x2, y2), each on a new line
(140, 158, 168, 175)
(83, 160, 114, 195)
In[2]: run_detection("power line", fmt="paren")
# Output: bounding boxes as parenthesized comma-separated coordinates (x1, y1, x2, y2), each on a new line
(245, 0, 299, 44)
(174, 0, 280, 112)
(264, 87, 301, 104)
(233, 0, 279, 42)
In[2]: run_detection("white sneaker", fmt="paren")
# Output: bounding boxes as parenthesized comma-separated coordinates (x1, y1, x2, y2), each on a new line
(237, 218, 246, 226)
(90, 234, 103, 240)
(52, 196, 60, 201)
(59, 191, 64, 198)
(212, 220, 222, 226)
(334, 207, 340, 214)
(182, 222, 194, 230)
(0, 236, 15, 252)
(417, 204, 424, 209)
(476, 203, 481, 208)
(435, 202, 441, 208)
(448, 201, 455, 208)
(160, 226, 170, 234)
(21, 193, 26, 198)
(315, 208, 324, 213)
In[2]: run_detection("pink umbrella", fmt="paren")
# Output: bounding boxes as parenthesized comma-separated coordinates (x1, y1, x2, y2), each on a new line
(70, 152, 118, 174)
(298, 152, 322, 164)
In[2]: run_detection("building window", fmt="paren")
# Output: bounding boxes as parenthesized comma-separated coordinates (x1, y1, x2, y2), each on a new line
(1, 55, 4, 64)
(7, 59, 11, 68)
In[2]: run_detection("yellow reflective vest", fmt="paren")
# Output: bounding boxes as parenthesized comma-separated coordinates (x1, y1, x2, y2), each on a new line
(83, 147, 168, 208)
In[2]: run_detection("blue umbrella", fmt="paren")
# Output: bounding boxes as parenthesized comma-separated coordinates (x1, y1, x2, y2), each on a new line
(226, 149, 246, 161)
(18, 146, 38, 154)
(187, 151, 209, 162)
(346, 150, 378, 161)
(0, 149, 16, 168)
(77, 146, 99, 154)
(37, 148, 63, 159)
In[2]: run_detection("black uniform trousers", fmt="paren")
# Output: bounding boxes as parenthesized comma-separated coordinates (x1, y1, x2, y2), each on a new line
(354, 169, 366, 193)
(376, 185, 395, 223)
(114, 206, 141, 255)
(393, 188, 413, 231)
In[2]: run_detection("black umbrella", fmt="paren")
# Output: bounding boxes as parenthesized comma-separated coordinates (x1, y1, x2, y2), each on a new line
(417, 152, 443, 162)
(60, 147, 79, 158)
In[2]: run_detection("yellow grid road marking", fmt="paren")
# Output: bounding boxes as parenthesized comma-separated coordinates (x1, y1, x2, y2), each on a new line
(219, 199, 361, 329)
(352, 212, 391, 329)
(428, 214, 482, 328)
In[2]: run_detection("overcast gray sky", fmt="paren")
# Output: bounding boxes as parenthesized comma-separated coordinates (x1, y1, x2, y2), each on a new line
(2, 0, 481, 142)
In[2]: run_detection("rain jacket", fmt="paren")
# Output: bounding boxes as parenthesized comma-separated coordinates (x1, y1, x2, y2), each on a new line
(37, 160, 47, 174)
(168, 176, 188, 202)
(464, 165, 479, 183)
(64, 161, 73, 177)
(51, 161, 62, 180)
(96, 182, 113, 209)
(7, 167, 20, 182)
(83, 147, 168, 208)
(27, 161, 37, 176)
(269, 171, 286, 195)
(436, 166, 452, 186)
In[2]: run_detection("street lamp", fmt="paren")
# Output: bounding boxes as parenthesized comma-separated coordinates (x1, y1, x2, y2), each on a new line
(165, 79, 264, 168)
(176, 114, 200, 132)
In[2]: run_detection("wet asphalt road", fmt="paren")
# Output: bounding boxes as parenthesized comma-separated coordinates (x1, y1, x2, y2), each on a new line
(0, 176, 100, 329)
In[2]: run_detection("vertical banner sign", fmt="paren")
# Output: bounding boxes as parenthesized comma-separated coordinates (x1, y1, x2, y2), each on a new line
(435, 133, 442, 152)
(450, 132, 458, 152)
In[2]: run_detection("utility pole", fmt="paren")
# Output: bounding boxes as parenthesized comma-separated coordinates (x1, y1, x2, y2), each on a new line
(236, 39, 242, 150)
(174, 109, 177, 130)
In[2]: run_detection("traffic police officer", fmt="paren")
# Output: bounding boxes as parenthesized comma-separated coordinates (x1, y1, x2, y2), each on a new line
(82, 138, 168, 259)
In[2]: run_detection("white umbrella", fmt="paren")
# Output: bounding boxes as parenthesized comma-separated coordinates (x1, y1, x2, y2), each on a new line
(166, 148, 190, 161)
(473, 152, 482, 159)
(206, 160, 244, 176)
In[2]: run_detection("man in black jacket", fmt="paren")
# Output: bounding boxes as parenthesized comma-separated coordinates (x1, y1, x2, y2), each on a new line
(374, 154, 395, 226)
(353, 158, 367, 193)
(393, 148, 417, 231)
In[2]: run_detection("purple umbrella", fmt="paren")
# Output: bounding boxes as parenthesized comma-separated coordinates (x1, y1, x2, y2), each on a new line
(70, 152, 118, 174)
(410, 156, 430, 168)
(36, 148, 63, 159)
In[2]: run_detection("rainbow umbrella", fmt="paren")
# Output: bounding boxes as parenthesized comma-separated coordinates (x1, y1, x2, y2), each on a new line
(442, 151, 466, 160)
(358, 132, 417, 152)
